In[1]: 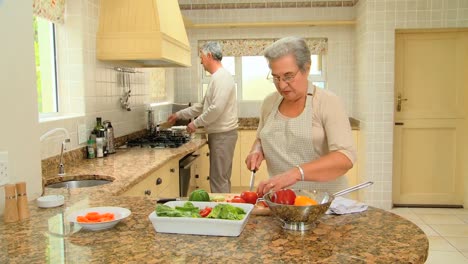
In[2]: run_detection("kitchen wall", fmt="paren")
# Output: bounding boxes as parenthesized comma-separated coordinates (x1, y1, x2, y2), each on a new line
(355, 0, 468, 209)
(176, 5, 356, 118)
(177, 0, 468, 209)
(0, 0, 42, 215)
(38, 0, 174, 160)
(0, 0, 173, 214)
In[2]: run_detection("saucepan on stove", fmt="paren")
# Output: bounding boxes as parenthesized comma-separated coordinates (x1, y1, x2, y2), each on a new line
(259, 181, 373, 231)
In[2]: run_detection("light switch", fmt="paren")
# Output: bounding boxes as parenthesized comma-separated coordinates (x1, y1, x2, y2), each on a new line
(78, 124, 87, 144)
(0, 151, 9, 186)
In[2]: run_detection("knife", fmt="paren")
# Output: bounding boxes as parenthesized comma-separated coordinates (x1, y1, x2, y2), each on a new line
(156, 197, 187, 204)
(249, 169, 256, 191)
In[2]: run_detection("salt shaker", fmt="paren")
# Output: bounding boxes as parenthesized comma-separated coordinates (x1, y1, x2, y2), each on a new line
(3, 184, 19, 223)
(16, 181, 30, 220)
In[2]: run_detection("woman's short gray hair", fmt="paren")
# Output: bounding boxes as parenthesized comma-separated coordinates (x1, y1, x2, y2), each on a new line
(263, 36, 311, 72)
(200, 41, 223, 61)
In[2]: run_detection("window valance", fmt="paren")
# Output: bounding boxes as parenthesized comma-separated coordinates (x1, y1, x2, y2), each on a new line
(33, 0, 66, 24)
(198, 38, 327, 57)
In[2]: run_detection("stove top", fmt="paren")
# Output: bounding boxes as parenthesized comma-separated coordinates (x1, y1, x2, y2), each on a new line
(127, 130, 191, 148)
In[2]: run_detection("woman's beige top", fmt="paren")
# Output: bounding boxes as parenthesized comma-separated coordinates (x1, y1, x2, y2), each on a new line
(177, 67, 238, 134)
(257, 84, 356, 193)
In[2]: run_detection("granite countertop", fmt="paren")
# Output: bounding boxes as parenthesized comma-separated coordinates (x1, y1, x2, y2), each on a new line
(0, 192, 428, 263)
(43, 138, 207, 196)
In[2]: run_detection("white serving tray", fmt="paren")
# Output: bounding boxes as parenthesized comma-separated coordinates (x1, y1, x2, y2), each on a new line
(148, 201, 254, 237)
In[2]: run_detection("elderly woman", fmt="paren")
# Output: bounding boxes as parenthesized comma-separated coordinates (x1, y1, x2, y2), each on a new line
(245, 36, 356, 196)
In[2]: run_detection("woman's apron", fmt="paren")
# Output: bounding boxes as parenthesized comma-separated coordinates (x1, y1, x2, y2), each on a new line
(259, 89, 348, 194)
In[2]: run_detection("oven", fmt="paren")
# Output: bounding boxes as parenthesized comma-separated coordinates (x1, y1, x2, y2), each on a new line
(179, 151, 199, 197)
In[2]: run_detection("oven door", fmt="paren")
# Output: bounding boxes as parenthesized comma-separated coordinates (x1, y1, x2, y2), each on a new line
(179, 152, 199, 197)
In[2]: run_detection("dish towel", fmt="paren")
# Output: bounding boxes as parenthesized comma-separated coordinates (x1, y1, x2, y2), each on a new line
(325, 196, 368, 215)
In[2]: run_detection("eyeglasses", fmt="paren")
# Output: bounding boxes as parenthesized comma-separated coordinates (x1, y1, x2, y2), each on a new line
(266, 69, 301, 84)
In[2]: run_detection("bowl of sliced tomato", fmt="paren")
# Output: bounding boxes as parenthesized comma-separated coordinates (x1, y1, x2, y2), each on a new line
(67, 206, 131, 231)
(260, 189, 333, 231)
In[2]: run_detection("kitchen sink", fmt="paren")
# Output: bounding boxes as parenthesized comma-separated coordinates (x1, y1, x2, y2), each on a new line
(46, 179, 112, 189)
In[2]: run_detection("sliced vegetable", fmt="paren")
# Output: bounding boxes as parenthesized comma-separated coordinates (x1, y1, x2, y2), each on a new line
(240, 191, 258, 205)
(207, 204, 246, 220)
(76, 212, 115, 223)
(199, 206, 212, 217)
(230, 196, 246, 203)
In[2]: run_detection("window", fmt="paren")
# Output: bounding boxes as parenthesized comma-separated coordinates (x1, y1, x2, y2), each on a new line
(34, 16, 58, 114)
(201, 55, 326, 101)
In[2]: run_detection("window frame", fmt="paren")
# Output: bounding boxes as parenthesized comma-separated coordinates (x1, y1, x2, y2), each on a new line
(200, 54, 327, 101)
(35, 16, 60, 118)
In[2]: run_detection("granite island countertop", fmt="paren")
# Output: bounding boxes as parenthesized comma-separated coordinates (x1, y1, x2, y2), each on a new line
(1, 134, 428, 263)
(0, 191, 428, 263)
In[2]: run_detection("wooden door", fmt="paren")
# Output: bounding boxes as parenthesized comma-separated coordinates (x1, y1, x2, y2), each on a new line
(393, 29, 468, 206)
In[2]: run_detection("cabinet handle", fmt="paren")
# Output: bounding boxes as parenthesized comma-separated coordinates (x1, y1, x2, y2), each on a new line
(206, 152, 209, 157)
(170, 168, 175, 173)
(156, 178, 162, 185)
(195, 174, 199, 179)
(144, 190, 151, 196)
(206, 176, 210, 180)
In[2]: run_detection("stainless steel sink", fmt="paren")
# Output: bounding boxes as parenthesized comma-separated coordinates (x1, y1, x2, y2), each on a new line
(46, 179, 112, 189)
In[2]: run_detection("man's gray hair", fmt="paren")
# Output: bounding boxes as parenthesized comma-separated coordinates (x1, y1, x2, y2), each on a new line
(263, 36, 311, 72)
(200, 41, 223, 61)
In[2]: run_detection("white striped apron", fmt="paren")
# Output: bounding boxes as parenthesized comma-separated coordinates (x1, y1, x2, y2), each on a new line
(259, 88, 348, 194)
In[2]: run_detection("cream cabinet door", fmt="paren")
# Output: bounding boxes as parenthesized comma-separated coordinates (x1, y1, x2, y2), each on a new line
(122, 158, 179, 198)
(238, 130, 269, 188)
(193, 144, 211, 192)
(393, 30, 467, 206)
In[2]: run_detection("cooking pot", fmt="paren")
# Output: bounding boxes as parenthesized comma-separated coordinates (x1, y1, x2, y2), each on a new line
(259, 181, 373, 231)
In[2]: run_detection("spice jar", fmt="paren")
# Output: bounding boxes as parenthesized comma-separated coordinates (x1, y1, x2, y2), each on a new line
(16, 182, 30, 220)
(3, 184, 19, 223)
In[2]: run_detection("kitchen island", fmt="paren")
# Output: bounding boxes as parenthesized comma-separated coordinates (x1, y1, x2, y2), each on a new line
(1, 191, 428, 263)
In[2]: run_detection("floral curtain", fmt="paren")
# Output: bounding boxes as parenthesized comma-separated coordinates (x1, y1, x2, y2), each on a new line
(198, 38, 328, 56)
(33, 0, 66, 24)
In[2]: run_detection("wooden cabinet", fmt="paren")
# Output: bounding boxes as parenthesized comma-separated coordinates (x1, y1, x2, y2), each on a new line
(231, 130, 269, 190)
(189, 144, 211, 193)
(122, 158, 179, 198)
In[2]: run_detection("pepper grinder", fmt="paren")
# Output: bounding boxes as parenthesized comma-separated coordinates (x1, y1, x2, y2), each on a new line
(16, 182, 30, 220)
(3, 184, 19, 223)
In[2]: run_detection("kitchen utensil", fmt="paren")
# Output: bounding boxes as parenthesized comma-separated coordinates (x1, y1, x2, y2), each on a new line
(159, 121, 173, 130)
(67, 207, 131, 231)
(156, 197, 187, 204)
(260, 181, 373, 231)
(249, 169, 256, 191)
(37, 195, 65, 208)
(149, 201, 254, 236)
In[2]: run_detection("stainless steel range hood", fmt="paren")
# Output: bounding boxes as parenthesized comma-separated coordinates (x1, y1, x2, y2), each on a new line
(97, 0, 191, 68)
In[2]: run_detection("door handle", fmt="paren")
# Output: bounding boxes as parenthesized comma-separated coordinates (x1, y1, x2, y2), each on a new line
(397, 94, 408, 112)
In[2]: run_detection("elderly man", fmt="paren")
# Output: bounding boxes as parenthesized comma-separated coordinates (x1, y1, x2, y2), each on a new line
(168, 41, 238, 193)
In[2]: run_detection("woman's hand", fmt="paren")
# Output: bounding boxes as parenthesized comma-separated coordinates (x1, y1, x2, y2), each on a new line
(257, 168, 300, 197)
(245, 150, 264, 172)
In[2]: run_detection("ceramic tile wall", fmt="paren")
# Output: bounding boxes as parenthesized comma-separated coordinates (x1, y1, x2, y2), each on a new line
(39, 0, 170, 159)
(355, 0, 468, 209)
(176, 6, 356, 117)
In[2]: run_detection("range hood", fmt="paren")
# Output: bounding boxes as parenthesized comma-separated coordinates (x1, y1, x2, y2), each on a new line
(97, 0, 191, 68)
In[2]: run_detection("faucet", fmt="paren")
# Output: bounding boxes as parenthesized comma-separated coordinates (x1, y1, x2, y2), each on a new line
(40, 128, 71, 177)
(58, 139, 71, 176)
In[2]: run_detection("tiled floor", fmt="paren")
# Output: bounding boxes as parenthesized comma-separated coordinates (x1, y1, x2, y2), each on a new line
(388, 207, 468, 264)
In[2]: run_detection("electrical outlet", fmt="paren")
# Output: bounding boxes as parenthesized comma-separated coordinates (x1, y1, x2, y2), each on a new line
(0, 151, 9, 186)
(78, 124, 87, 144)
